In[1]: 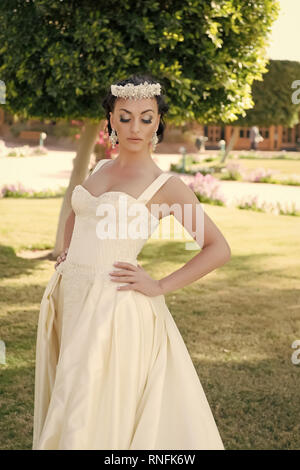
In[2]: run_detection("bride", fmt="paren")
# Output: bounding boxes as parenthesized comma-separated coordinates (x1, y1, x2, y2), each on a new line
(33, 73, 230, 450)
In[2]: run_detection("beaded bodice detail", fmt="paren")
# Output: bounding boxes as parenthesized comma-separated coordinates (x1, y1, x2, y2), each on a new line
(62, 159, 173, 276)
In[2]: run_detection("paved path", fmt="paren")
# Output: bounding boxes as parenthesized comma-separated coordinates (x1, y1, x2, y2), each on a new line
(217, 180, 300, 210)
(1, 149, 299, 210)
(0, 150, 180, 190)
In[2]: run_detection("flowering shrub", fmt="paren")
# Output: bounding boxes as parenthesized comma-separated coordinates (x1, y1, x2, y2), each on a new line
(247, 167, 278, 183)
(1, 173, 299, 216)
(277, 174, 300, 186)
(0, 183, 65, 198)
(235, 195, 300, 216)
(93, 129, 118, 161)
(178, 172, 300, 215)
(179, 172, 226, 205)
(221, 163, 300, 186)
(221, 162, 246, 181)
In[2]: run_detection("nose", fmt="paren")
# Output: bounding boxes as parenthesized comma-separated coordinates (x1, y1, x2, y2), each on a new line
(130, 118, 141, 135)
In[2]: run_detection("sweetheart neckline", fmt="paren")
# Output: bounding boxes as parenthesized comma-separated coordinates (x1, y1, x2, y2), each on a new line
(74, 185, 143, 202)
(73, 184, 161, 221)
(74, 168, 168, 202)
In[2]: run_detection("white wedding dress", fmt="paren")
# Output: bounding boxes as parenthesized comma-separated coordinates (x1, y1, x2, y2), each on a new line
(32, 158, 225, 450)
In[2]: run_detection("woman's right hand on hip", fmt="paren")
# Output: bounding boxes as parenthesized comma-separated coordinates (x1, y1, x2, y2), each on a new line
(54, 248, 68, 270)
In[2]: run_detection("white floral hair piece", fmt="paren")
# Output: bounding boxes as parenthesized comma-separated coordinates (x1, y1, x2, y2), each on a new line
(111, 81, 161, 100)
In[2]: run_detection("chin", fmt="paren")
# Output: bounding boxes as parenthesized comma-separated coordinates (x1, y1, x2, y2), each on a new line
(124, 142, 147, 151)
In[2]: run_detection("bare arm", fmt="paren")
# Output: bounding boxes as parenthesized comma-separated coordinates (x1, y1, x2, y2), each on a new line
(158, 176, 231, 295)
(63, 209, 76, 251)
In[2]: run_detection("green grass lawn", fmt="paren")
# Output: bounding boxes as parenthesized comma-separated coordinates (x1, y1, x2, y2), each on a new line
(0, 197, 300, 450)
(202, 156, 300, 177)
(234, 157, 300, 176)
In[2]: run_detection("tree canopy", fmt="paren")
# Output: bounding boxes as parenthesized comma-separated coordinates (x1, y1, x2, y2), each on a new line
(0, 0, 279, 125)
(234, 59, 300, 127)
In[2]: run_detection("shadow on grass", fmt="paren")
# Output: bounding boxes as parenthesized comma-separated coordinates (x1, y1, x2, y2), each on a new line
(0, 239, 300, 449)
(0, 244, 56, 281)
(0, 356, 299, 450)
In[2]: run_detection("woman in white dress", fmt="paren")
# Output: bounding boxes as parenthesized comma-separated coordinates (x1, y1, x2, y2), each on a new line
(32, 74, 230, 450)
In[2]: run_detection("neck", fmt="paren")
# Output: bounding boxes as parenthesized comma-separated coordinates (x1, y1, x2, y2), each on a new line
(113, 147, 154, 169)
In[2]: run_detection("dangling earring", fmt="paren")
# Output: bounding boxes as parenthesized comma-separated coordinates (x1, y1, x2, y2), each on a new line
(109, 128, 118, 148)
(151, 131, 158, 152)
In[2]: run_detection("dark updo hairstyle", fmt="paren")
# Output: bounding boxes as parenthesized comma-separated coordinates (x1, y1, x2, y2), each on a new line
(102, 73, 169, 145)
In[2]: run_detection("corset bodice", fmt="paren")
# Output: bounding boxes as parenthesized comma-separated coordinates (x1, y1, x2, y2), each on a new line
(64, 159, 173, 273)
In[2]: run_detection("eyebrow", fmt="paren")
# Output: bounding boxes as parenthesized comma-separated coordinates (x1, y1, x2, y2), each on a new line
(119, 108, 154, 114)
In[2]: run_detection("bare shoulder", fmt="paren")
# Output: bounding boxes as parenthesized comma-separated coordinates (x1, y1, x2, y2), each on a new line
(161, 173, 200, 205)
(82, 159, 112, 190)
(89, 158, 113, 180)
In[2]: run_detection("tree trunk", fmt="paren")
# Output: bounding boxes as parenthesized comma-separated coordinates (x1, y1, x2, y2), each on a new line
(51, 119, 102, 259)
(221, 126, 239, 163)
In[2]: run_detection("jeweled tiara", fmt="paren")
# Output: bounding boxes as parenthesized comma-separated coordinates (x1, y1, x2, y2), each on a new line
(111, 81, 161, 100)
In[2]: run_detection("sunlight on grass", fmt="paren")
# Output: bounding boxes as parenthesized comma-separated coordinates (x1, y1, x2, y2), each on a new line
(0, 196, 300, 449)
(235, 157, 300, 176)
(202, 155, 300, 178)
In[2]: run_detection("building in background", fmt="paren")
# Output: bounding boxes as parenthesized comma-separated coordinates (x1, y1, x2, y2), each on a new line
(196, 119, 300, 151)
(1, 108, 300, 153)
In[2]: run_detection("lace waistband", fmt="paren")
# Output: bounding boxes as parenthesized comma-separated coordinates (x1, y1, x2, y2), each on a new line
(55, 258, 138, 280)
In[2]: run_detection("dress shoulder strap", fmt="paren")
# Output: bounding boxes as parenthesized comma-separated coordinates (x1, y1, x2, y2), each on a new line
(137, 173, 174, 204)
(91, 158, 111, 176)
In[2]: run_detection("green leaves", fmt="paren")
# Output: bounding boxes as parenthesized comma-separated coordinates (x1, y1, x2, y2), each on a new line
(236, 60, 300, 127)
(0, 0, 280, 124)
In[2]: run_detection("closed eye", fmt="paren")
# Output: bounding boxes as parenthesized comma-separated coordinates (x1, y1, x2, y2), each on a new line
(120, 117, 152, 124)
